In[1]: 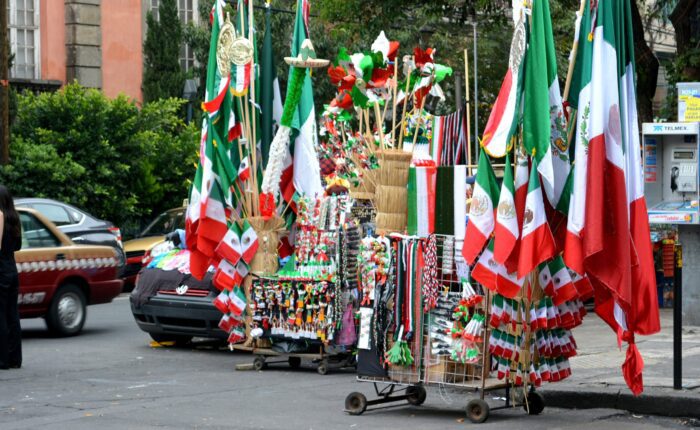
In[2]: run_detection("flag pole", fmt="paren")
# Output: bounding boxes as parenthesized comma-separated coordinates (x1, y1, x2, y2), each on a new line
(390, 58, 399, 147)
(562, 0, 586, 103)
(464, 47, 472, 176)
(562, 0, 587, 149)
(397, 56, 414, 151)
(248, 0, 260, 216)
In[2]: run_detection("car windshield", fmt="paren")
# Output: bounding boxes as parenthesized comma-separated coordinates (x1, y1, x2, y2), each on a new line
(140, 211, 185, 237)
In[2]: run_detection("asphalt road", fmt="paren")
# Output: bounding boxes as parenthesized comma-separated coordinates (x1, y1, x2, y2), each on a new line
(0, 295, 696, 430)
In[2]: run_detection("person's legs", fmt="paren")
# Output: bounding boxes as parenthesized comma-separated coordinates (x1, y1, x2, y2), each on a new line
(7, 276, 21, 367)
(0, 286, 9, 369)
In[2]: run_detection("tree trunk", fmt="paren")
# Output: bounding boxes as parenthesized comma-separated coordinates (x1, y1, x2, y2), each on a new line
(669, 0, 700, 81)
(630, 0, 660, 123)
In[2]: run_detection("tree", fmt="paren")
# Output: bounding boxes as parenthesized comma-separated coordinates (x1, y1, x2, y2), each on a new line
(143, 0, 186, 102)
(0, 84, 198, 236)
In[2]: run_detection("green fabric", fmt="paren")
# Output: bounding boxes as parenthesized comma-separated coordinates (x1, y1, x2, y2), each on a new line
(407, 167, 418, 235)
(434, 166, 455, 235)
(522, 0, 552, 161)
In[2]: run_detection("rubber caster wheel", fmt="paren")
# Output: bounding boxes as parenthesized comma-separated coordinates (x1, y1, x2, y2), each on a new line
(524, 391, 545, 415)
(345, 392, 367, 415)
(406, 385, 427, 406)
(253, 355, 267, 371)
(466, 399, 490, 424)
(288, 356, 302, 369)
(317, 359, 329, 375)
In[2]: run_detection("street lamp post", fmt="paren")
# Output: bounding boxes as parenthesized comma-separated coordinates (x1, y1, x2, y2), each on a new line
(182, 79, 198, 125)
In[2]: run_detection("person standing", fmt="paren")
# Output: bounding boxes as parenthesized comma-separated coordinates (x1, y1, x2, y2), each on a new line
(0, 185, 21, 369)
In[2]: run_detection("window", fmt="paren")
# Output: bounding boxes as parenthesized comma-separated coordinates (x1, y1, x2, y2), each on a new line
(32, 203, 74, 227)
(8, 0, 40, 79)
(20, 212, 60, 249)
(150, 0, 198, 72)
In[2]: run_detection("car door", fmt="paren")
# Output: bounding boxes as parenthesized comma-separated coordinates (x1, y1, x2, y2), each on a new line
(15, 211, 64, 316)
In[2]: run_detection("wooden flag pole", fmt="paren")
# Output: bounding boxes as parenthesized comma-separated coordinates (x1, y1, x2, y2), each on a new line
(248, 0, 260, 215)
(464, 47, 473, 176)
(390, 59, 399, 147)
(562, 0, 587, 103)
(562, 0, 587, 150)
(397, 56, 414, 151)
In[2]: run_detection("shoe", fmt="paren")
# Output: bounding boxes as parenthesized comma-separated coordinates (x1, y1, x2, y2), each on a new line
(0, 365, 8, 370)
(9, 364, 20, 369)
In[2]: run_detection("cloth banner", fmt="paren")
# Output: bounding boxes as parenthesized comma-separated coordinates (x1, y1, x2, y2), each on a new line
(430, 104, 468, 166)
(407, 166, 437, 237)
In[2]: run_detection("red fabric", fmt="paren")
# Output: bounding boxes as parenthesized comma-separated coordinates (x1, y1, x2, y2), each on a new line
(517, 224, 556, 279)
(189, 248, 209, 281)
(504, 174, 528, 273)
(583, 135, 632, 329)
(629, 197, 661, 335)
(481, 68, 514, 151)
(493, 222, 517, 269)
(622, 337, 644, 396)
(462, 223, 489, 265)
(471, 261, 497, 292)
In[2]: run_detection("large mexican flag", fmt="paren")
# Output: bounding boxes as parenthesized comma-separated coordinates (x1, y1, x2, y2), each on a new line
(564, 0, 659, 395)
(522, 0, 570, 210)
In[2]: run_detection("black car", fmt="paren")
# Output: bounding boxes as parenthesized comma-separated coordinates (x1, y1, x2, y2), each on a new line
(130, 267, 226, 344)
(15, 198, 126, 268)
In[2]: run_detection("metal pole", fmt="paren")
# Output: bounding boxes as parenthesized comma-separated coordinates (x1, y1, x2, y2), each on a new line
(673, 244, 683, 390)
(0, 0, 9, 165)
(472, 21, 478, 165)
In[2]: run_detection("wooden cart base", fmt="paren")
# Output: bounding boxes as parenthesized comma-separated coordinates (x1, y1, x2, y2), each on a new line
(234, 345, 356, 375)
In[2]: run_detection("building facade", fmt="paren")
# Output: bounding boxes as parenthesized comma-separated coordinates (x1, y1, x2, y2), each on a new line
(8, 0, 199, 103)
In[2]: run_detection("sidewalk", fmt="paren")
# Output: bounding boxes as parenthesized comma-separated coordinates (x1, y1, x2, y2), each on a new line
(539, 308, 700, 417)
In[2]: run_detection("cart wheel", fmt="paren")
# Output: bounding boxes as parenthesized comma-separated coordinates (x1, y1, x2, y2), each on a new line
(524, 391, 545, 415)
(466, 399, 490, 424)
(317, 359, 329, 375)
(345, 392, 367, 416)
(406, 385, 427, 406)
(288, 356, 302, 369)
(253, 355, 266, 371)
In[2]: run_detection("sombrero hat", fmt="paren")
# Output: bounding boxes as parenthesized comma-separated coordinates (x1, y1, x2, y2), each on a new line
(285, 39, 329, 68)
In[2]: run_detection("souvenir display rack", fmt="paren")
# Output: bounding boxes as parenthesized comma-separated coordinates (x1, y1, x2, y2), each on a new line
(236, 194, 361, 375)
(344, 235, 545, 423)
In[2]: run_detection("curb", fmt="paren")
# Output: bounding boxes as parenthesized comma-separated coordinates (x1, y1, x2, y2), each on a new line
(540, 387, 700, 418)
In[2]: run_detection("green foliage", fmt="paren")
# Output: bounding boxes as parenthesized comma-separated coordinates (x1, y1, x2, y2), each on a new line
(143, 0, 186, 102)
(0, 84, 198, 236)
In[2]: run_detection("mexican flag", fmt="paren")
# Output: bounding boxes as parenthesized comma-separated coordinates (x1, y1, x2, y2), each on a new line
(407, 166, 437, 237)
(480, 8, 527, 158)
(517, 157, 556, 278)
(548, 255, 577, 306)
(566, 0, 659, 395)
(471, 239, 497, 291)
(188, 0, 238, 278)
(504, 149, 529, 272)
(287, 0, 323, 199)
(472, 239, 524, 299)
(522, 0, 570, 209)
(462, 148, 500, 265)
(228, 286, 247, 317)
(494, 153, 518, 268)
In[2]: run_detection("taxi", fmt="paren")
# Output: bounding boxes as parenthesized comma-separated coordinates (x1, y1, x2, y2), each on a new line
(16, 208, 124, 336)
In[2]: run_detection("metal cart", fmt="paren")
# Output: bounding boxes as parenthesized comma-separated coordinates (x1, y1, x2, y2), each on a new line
(344, 234, 545, 423)
(234, 343, 355, 375)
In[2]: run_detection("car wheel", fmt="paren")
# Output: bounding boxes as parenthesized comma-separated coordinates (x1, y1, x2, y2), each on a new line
(149, 333, 193, 346)
(46, 284, 87, 337)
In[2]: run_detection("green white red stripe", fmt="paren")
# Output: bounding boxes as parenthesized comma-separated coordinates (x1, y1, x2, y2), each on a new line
(462, 148, 500, 265)
(494, 152, 518, 266)
(481, 11, 527, 158)
(517, 157, 556, 278)
(407, 166, 437, 237)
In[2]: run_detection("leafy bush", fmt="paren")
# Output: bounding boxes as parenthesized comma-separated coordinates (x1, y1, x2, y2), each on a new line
(0, 83, 198, 237)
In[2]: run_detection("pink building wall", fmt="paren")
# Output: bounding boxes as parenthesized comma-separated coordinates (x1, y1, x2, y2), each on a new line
(101, 0, 143, 102)
(40, 0, 66, 82)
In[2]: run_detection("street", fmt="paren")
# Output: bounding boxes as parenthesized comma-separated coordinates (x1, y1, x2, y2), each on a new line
(0, 296, 695, 430)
